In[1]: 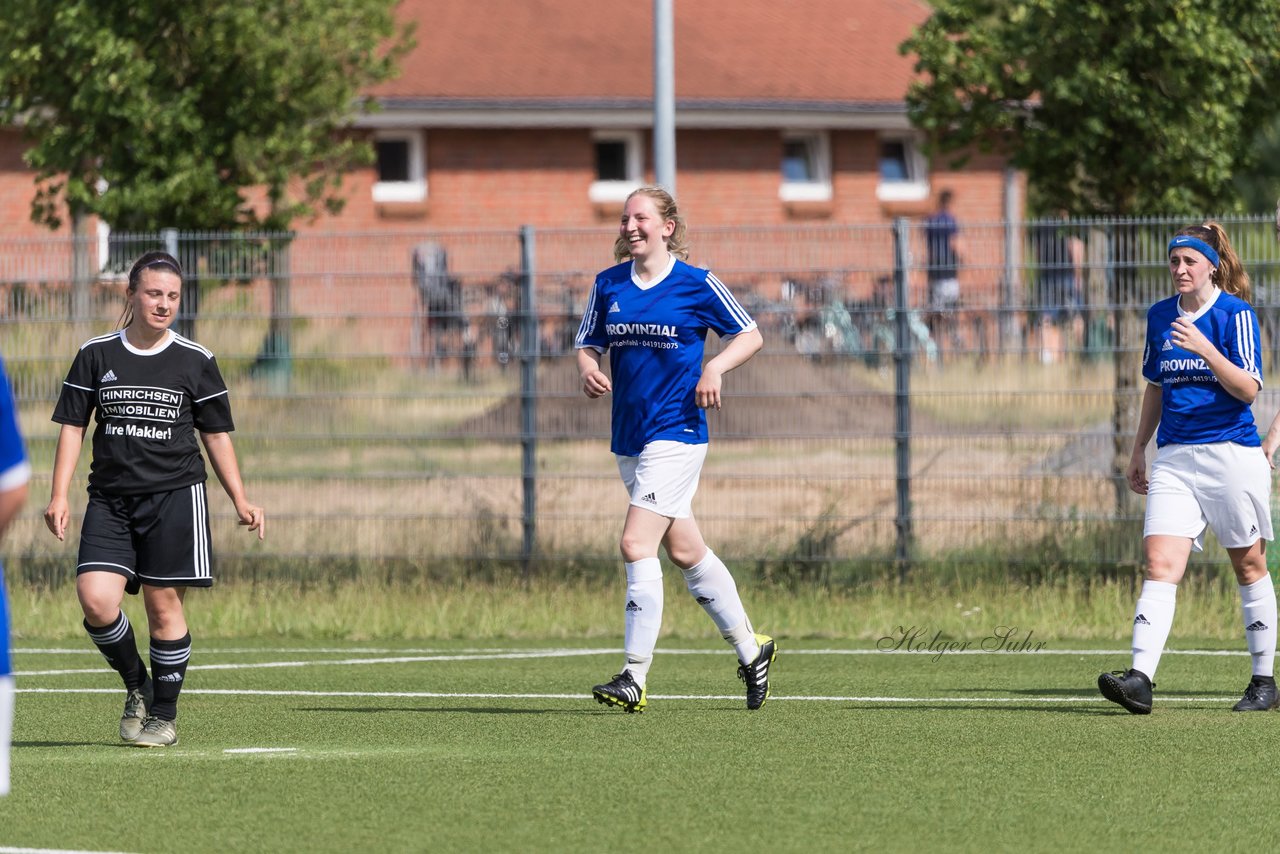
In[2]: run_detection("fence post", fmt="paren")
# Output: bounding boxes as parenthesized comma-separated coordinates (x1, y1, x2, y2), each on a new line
(70, 207, 93, 323)
(1001, 166, 1021, 349)
(519, 225, 539, 574)
(164, 229, 200, 341)
(892, 217, 913, 581)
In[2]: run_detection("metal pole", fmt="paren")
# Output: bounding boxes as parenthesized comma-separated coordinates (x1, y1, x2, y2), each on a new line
(892, 217, 913, 580)
(519, 226, 539, 574)
(164, 228, 197, 341)
(1002, 166, 1021, 349)
(653, 0, 676, 193)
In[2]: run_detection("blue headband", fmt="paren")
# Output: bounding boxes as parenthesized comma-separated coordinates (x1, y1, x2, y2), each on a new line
(1168, 235, 1220, 268)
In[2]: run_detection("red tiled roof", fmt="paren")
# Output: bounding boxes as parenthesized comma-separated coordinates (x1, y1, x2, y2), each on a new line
(372, 0, 931, 104)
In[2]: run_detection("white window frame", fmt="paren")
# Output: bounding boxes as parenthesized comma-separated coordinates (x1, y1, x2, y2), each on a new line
(876, 134, 930, 202)
(372, 130, 427, 204)
(588, 130, 643, 203)
(779, 131, 832, 203)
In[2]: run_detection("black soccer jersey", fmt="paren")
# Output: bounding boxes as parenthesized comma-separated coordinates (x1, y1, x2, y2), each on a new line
(52, 330, 235, 495)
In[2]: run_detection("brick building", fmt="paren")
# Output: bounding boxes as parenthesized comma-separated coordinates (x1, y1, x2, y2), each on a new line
(0, 0, 1019, 240)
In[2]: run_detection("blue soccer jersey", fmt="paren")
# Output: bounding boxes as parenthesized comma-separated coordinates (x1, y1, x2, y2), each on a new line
(575, 257, 757, 457)
(1141, 289, 1262, 447)
(0, 357, 31, 678)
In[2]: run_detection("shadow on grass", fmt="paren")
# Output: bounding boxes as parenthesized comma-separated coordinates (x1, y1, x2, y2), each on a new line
(295, 705, 587, 716)
(14, 740, 114, 748)
(957, 686, 1233, 697)
(843, 705, 1132, 716)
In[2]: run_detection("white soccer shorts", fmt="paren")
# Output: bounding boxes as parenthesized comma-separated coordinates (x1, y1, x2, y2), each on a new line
(616, 440, 709, 519)
(1144, 442, 1274, 552)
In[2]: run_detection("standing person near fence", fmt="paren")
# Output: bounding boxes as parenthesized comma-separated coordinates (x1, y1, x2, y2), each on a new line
(44, 251, 265, 747)
(1030, 211, 1083, 363)
(575, 185, 774, 713)
(0, 355, 30, 797)
(1099, 222, 1280, 714)
(924, 189, 965, 362)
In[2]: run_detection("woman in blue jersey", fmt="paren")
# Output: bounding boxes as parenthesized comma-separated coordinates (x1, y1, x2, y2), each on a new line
(44, 251, 264, 747)
(575, 186, 773, 713)
(0, 355, 30, 797)
(1099, 222, 1277, 714)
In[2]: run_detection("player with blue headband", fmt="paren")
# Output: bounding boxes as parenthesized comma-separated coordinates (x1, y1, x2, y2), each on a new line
(1100, 221, 1280, 714)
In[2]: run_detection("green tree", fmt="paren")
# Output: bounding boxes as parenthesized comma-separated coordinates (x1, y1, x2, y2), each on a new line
(0, 0, 413, 232)
(0, 0, 412, 375)
(902, 0, 1280, 516)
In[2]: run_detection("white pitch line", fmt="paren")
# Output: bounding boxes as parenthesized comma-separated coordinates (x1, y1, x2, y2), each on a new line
(12, 686, 1236, 703)
(10, 646, 1251, 658)
(14, 649, 620, 677)
(224, 747, 297, 754)
(0, 848, 139, 854)
(12, 647, 1251, 678)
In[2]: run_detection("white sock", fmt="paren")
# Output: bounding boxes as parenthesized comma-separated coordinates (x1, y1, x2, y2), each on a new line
(1240, 574, 1277, 678)
(1131, 580, 1177, 680)
(623, 558, 663, 686)
(681, 549, 759, 664)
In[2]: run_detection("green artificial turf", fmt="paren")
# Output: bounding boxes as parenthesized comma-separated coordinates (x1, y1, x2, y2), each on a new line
(2, 639, 1274, 852)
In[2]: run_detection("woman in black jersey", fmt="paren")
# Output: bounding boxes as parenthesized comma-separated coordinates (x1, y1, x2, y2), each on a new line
(43, 251, 264, 747)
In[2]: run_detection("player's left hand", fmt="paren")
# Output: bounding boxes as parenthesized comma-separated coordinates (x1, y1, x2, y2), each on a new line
(1169, 316, 1211, 358)
(1264, 437, 1280, 470)
(238, 503, 266, 540)
(695, 369, 723, 410)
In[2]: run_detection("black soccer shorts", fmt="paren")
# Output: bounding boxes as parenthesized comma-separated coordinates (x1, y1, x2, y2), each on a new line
(77, 482, 214, 589)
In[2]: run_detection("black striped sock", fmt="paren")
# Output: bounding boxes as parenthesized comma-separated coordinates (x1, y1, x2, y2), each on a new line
(149, 633, 192, 721)
(84, 611, 147, 692)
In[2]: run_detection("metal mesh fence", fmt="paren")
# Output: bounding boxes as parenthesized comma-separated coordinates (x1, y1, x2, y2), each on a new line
(3, 213, 1279, 582)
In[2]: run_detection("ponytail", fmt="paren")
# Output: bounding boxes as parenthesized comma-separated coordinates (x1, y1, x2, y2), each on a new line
(1171, 222, 1250, 303)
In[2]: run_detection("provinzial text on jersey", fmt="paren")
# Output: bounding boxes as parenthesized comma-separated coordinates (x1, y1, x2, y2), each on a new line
(606, 323, 679, 337)
(1160, 357, 1211, 374)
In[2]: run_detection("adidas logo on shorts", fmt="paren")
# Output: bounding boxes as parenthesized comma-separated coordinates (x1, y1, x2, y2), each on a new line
(1247, 620, 1269, 632)
(101, 370, 118, 382)
(1134, 613, 1151, 626)
(625, 599, 641, 612)
(640, 492, 657, 504)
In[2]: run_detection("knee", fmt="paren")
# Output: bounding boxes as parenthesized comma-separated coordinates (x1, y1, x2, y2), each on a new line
(1143, 556, 1182, 584)
(143, 597, 185, 635)
(76, 582, 122, 625)
(666, 543, 705, 571)
(619, 535, 653, 564)
(1235, 554, 1268, 585)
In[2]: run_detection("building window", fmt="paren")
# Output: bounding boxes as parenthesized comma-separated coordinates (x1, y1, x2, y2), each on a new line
(372, 130, 426, 203)
(876, 136, 929, 202)
(779, 131, 832, 202)
(589, 131, 643, 203)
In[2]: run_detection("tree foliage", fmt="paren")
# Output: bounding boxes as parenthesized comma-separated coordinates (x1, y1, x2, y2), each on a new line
(902, 0, 1280, 216)
(0, 0, 413, 231)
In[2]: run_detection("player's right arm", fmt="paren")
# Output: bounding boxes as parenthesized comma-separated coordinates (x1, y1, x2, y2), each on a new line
(1126, 383, 1162, 495)
(44, 423, 85, 541)
(577, 347, 611, 399)
(574, 279, 611, 398)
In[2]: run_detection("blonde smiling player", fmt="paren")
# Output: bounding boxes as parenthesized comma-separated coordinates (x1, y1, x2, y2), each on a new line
(575, 186, 774, 713)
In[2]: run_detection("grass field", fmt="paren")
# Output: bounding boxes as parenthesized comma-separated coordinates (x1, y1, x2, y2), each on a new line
(3, 636, 1278, 852)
